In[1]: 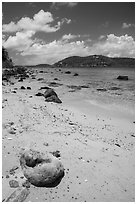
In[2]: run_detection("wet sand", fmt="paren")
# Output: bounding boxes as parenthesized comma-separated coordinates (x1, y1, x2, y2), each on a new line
(2, 67, 135, 202)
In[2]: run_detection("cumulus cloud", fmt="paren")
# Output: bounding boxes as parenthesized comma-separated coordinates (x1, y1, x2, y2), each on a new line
(91, 34, 135, 58)
(2, 10, 71, 33)
(19, 38, 89, 65)
(122, 22, 134, 29)
(3, 33, 135, 65)
(3, 30, 35, 51)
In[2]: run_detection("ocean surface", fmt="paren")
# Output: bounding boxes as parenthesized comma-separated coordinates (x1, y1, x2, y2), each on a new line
(35, 66, 135, 116)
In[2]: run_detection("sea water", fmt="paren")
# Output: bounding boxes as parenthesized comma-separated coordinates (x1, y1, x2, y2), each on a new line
(37, 66, 135, 117)
(60, 67, 135, 117)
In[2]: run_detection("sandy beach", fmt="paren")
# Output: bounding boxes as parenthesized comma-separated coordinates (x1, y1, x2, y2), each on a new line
(2, 67, 135, 202)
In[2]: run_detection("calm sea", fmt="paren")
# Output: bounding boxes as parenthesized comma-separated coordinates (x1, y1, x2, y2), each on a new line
(36, 66, 135, 115)
(57, 67, 135, 115)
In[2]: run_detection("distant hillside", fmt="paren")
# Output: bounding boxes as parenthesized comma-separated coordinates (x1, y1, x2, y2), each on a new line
(53, 55, 135, 68)
(2, 47, 13, 68)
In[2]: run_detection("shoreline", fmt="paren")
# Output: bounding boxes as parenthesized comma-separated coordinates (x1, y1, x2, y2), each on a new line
(2, 67, 135, 202)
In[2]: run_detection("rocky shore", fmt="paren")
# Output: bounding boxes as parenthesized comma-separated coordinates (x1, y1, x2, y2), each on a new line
(2, 66, 135, 202)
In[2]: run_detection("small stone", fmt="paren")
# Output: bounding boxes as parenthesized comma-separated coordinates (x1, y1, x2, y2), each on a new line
(20, 86, 25, 90)
(37, 78, 44, 81)
(74, 73, 79, 76)
(43, 142, 49, 146)
(115, 143, 121, 147)
(8, 129, 16, 134)
(51, 150, 61, 158)
(10, 166, 19, 172)
(9, 180, 19, 188)
(22, 180, 31, 188)
(35, 92, 43, 96)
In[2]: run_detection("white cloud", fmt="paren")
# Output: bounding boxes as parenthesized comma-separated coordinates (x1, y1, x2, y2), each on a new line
(51, 2, 78, 9)
(3, 30, 35, 51)
(19, 38, 89, 65)
(98, 35, 106, 40)
(91, 34, 135, 58)
(2, 10, 71, 33)
(3, 33, 135, 65)
(122, 22, 134, 29)
(62, 33, 80, 41)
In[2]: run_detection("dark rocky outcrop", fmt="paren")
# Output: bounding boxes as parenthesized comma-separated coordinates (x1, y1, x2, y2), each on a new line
(20, 149, 64, 187)
(117, 75, 128, 80)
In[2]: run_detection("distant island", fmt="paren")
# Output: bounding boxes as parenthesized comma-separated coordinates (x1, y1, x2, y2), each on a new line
(53, 55, 135, 68)
(2, 47, 135, 69)
(25, 55, 135, 68)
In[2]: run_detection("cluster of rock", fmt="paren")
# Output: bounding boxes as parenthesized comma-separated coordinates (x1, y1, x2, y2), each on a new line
(2, 66, 29, 82)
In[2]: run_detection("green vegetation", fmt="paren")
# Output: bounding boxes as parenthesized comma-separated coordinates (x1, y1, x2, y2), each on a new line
(2, 47, 13, 68)
(53, 55, 135, 68)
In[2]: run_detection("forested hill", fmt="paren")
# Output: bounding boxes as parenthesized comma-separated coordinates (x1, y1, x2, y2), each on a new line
(2, 47, 13, 68)
(53, 55, 135, 68)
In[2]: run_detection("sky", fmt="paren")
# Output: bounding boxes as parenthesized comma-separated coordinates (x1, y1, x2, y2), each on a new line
(2, 2, 135, 65)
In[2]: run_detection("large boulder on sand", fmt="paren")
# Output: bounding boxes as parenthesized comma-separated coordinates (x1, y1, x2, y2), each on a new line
(20, 149, 64, 187)
(44, 88, 62, 103)
(45, 95, 62, 103)
(43, 88, 57, 98)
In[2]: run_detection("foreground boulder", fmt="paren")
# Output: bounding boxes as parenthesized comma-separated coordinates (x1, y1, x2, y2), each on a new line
(44, 88, 62, 103)
(20, 149, 64, 187)
(117, 75, 128, 80)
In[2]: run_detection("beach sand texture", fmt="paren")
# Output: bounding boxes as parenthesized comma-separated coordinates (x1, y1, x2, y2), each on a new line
(2, 67, 135, 202)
